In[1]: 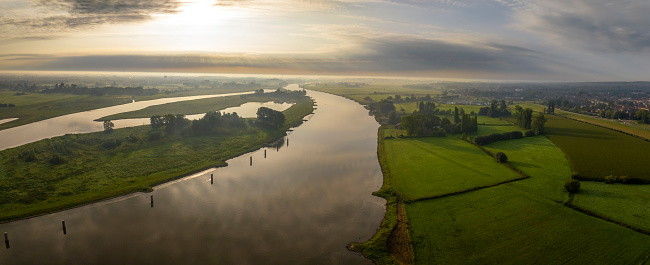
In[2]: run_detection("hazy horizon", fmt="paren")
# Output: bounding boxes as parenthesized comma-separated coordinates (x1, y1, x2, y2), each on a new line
(2, 0, 650, 82)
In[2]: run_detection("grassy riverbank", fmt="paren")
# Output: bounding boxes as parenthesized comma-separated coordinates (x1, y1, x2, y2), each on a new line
(0, 95, 313, 222)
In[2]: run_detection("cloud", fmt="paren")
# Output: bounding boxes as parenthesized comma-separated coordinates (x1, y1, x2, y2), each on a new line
(0, 33, 591, 80)
(0, 0, 184, 41)
(512, 0, 650, 53)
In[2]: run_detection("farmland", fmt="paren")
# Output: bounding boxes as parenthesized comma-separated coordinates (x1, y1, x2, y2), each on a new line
(573, 181, 650, 232)
(545, 114, 650, 181)
(384, 137, 521, 201)
(294, 84, 650, 265)
(484, 136, 572, 202)
(407, 185, 650, 265)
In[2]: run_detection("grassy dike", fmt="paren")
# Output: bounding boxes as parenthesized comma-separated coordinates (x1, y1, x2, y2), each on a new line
(349, 127, 402, 265)
(0, 96, 313, 222)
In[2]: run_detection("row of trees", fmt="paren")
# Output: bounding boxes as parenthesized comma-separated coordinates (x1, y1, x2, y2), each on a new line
(513, 105, 546, 135)
(45, 84, 160, 96)
(400, 103, 478, 136)
(478, 100, 510, 117)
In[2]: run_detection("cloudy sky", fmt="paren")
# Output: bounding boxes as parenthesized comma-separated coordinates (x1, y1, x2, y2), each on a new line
(1, 0, 649, 81)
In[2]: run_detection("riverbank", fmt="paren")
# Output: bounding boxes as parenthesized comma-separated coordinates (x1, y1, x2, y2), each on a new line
(0, 95, 313, 222)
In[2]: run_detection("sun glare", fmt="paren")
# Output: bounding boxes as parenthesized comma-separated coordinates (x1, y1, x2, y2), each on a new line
(143, 0, 251, 51)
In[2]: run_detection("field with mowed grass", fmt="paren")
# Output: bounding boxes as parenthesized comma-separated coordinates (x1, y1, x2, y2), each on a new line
(384, 137, 521, 200)
(573, 182, 650, 232)
(484, 136, 572, 202)
(407, 185, 650, 265)
(545, 115, 650, 181)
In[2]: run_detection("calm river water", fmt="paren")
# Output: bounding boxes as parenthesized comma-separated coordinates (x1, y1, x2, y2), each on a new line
(0, 85, 385, 264)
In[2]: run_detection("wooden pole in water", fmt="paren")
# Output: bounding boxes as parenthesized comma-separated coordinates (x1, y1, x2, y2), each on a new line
(211, 173, 213, 185)
(264, 149, 267, 158)
(62, 220, 67, 235)
(4, 232, 8, 249)
(287, 138, 289, 147)
(150, 195, 154, 208)
(250, 156, 252, 166)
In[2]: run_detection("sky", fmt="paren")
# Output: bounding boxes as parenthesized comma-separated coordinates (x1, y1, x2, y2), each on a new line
(0, 0, 649, 81)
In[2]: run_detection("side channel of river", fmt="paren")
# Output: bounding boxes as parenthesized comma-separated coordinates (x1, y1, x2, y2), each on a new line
(0, 85, 385, 264)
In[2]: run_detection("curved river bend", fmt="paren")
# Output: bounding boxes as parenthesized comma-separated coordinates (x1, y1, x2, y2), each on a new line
(0, 85, 385, 264)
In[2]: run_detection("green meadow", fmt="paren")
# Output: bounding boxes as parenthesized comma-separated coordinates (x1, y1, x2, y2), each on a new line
(485, 136, 572, 202)
(573, 181, 650, 232)
(545, 114, 650, 181)
(407, 185, 650, 265)
(0, 97, 313, 221)
(384, 137, 521, 201)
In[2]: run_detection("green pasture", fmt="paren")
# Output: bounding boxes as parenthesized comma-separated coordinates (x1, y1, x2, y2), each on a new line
(384, 137, 521, 200)
(545, 115, 650, 181)
(0, 98, 312, 221)
(407, 185, 650, 265)
(573, 182, 650, 232)
(484, 136, 572, 202)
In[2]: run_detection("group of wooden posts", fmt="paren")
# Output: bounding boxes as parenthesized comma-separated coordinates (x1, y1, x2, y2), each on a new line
(4, 139, 289, 249)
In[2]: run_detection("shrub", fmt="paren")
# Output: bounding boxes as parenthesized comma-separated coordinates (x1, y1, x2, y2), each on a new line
(564, 179, 581, 193)
(525, 130, 535, 137)
(604, 175, 617, 184)
(495, 152, 508, 163)
(50, 154, 66, 165)
(148, 131, 162, 141)
(571, 172, 580, 179)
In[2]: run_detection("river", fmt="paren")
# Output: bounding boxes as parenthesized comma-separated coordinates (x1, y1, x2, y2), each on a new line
(0, 85, 385, 264)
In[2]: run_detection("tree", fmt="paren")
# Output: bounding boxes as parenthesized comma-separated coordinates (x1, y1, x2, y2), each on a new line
(531, 114, 547, 135)
(401, 115, 418, 136)
(564, 179, 580, 193)
(387, 111, 399, 125)
(103, 120, 114, 133)
(150, 115, 164, 129)
(454, 107, 460, 123)
(256, 107, 285, 128)
(635, 109, 649, 124)
(495, 152, 508, 163)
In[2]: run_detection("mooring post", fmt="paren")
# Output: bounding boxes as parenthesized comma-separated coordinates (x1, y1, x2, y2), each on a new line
(287, 138, 289, 147)
(264, 149, 267, 158)
(250, 156, 252, 166)
(211, 173, 213, 185)
(150, 195, 154, 208)
(62, 220, 67, 235)
(4, 232, 8, 249)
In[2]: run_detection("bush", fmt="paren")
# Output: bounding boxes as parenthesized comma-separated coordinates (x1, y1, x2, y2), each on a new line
(148, 131, 162, 141)
(524, 130, 535, 137)
(50, 154, 66, 165)
(564, 179, 581, 193)
(101, 139, 122, 149)
(571, 172, 580, 179)
(495, 152, 508, 163)
(604, 175, 617, 184)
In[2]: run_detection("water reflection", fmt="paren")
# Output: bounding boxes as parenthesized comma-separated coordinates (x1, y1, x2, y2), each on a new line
(112, 101, 294, 129)
(0, 91, 253, 151)
(0, 85, 385, 264)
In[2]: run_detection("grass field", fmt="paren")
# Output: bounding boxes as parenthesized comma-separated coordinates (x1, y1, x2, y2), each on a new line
(545, 115, 650, 181)
(484, 136, 572, 202)
(0, 97, 313, 221)
(573, 182, 650, 232)
(384, 137, 521, 201)
(517, 102, 650, 141)
(407, 185, 650, 265)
